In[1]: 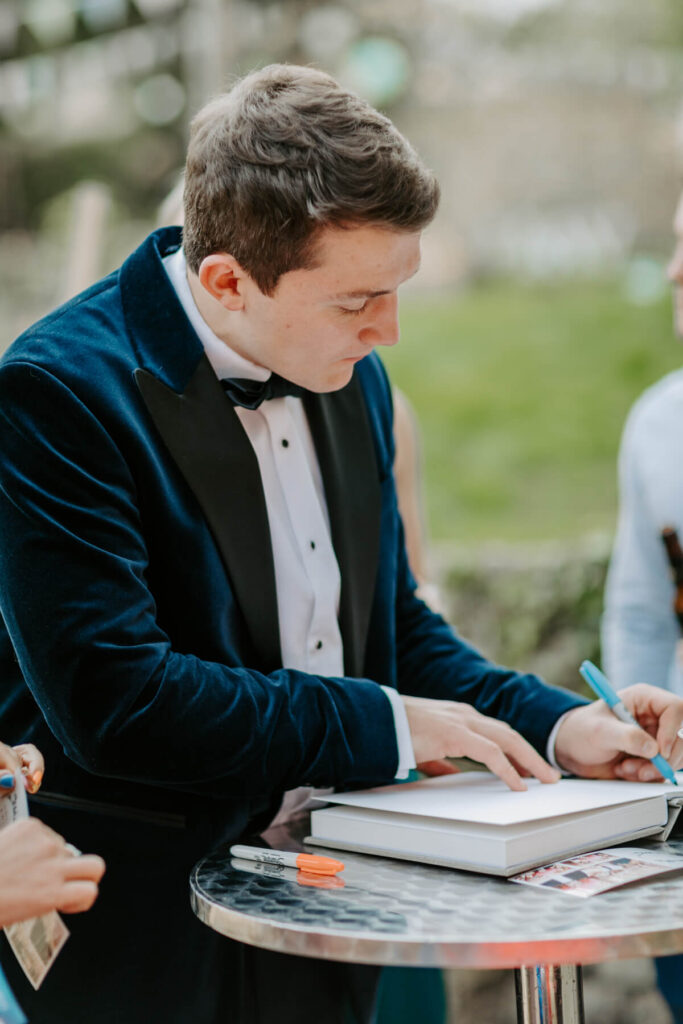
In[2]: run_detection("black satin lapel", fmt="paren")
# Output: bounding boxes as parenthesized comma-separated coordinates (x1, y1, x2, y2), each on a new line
(135, 357, 281, 672)
(304, 377, 381, 678)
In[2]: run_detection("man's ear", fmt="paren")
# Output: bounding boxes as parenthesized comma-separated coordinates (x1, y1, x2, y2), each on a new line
(197, 254, 248, 310)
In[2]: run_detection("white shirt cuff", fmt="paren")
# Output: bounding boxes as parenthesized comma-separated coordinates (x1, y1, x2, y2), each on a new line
(546, 710, 573, 773)
(380, 685, 417, 779)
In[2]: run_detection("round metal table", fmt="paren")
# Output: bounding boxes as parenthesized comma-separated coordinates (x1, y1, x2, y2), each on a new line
(191, 821, 683, 1024)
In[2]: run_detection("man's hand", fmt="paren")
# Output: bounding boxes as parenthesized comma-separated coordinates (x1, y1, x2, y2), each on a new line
(401, 695, 560, 791)
(554, 684, 683, 781)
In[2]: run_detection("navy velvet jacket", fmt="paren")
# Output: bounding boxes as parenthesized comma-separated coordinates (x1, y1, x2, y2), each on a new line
(0, 228, 583, 835)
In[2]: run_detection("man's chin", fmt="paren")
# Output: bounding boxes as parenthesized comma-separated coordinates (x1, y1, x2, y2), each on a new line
(306, 364, 356, 395)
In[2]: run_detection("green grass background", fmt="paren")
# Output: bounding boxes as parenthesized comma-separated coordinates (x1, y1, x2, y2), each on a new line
(383, 278, 681, 542)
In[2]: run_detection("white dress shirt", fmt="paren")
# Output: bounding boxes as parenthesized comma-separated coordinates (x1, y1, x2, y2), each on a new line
(602, 368, 683, 696)
(163, 248, 415, 823)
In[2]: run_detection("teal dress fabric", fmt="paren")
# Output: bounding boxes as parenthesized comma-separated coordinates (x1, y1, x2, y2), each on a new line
(374, 770, 447, 1024)
(376, 967, 446, 1024)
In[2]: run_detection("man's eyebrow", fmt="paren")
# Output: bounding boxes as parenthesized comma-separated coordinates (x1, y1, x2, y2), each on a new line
(331, 264, 421, 301)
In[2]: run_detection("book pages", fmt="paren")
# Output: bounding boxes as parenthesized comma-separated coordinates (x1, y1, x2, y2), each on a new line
(320, 772, 683, 826)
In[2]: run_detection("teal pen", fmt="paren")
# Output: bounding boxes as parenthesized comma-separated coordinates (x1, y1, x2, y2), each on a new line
(579, 660, 678, 786)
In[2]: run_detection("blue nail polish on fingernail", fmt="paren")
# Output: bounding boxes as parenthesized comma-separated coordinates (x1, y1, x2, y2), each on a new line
(0, 773, 15, 788)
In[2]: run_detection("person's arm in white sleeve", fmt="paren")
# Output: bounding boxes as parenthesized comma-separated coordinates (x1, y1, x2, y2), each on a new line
(602, 403, 680, 691)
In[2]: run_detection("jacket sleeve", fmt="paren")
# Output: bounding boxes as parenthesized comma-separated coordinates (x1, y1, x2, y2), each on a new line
(0, 360, 399, 797)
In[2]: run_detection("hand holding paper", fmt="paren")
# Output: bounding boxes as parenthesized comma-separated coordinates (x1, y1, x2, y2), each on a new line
(0, 742, 44, 795)
(0, 819, 105, 928)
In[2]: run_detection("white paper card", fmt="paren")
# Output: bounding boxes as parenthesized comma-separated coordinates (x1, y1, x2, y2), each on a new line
(0, 776, 27, 830)
(4, 915, 69, 992)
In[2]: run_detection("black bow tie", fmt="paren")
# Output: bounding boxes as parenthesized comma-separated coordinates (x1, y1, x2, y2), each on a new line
(220, 374, 305, 410)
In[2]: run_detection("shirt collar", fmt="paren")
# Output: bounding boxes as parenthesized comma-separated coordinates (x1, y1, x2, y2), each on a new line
(163, 247, 270, 384)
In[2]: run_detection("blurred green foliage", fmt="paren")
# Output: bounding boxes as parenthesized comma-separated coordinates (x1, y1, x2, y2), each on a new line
(441, 540, 607, 690)
(384, 277, 681, 541)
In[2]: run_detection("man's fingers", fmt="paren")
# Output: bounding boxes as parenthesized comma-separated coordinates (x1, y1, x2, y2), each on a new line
(656, 706, 683, 762)
(614, 757, 663, 782)
(403, 696, 559, 789)
(620, 684, 683, 761)
(627, 724, 659, 759)
(507, 758, 533, 779)
(474, 719, 560, 785)
(666, 734, 683, 770)
(461, 735, 526, 791)
(584, 703, 659, 762)
(614, 729, 683, 781)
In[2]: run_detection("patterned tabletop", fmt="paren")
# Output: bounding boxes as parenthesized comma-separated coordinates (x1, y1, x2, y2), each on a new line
(190, 823, 683, 968)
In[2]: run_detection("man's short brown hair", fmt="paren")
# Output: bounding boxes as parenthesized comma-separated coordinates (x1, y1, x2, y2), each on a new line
(182, 64, 439, 294)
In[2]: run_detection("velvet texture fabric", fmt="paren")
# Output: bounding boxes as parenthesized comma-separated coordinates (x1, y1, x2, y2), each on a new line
(0, 228, 585, 1021)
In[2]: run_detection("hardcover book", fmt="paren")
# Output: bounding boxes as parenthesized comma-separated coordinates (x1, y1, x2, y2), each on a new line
(306, 772, 683, 876)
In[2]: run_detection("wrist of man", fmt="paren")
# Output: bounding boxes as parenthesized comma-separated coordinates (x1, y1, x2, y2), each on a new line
(546, 709, 575, 775)
(380, 686, 416, 779)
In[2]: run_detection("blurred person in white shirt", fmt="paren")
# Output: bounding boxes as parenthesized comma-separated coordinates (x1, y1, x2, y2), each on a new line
(602, 186, 683, 1023)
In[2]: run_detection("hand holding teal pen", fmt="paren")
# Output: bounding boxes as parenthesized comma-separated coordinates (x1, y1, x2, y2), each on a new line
(579, 660, 679, 786)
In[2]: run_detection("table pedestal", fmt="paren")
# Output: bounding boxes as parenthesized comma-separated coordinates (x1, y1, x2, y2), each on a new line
(515, 966, 585, 1024)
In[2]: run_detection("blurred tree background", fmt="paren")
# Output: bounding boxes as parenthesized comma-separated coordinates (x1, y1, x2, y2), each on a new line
(2, 0, 683, 549)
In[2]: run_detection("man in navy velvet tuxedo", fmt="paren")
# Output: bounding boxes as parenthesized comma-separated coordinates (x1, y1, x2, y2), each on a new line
(1, 65, 682, 1023)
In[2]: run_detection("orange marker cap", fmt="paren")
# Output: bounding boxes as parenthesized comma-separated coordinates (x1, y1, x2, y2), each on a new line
(296, 871, 345, 889)
(294, 852, 344, 875)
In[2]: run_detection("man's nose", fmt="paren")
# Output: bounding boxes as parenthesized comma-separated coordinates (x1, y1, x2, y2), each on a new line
(667, 240, 683, 284)
(360, 294, 399, 348)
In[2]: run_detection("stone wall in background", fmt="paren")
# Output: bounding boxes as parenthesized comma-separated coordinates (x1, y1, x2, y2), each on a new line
(435, 534, 611, 695)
